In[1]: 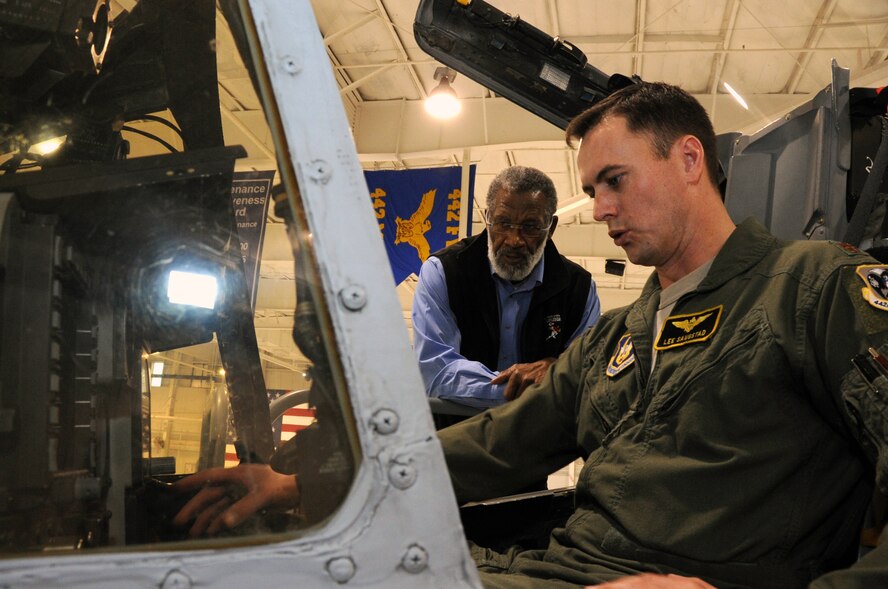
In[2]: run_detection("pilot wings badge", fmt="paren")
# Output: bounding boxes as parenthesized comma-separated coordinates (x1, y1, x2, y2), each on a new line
(606, 333, 635, 378)
(654, 305, 723, 351)
(672, 313, 712, 332)
(394, 188, 435, 262)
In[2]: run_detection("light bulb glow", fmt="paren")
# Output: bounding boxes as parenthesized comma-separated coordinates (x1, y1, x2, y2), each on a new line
(30, 135, 67, 156)
(425, 86, 462, 119)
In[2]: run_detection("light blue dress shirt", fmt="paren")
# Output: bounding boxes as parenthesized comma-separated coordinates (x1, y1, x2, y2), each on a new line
(412, 254, 600, 408)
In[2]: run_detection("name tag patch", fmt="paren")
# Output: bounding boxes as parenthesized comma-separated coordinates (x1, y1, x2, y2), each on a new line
(857, 265, 888, 311)
(606, 333, 635, 377)
(654, 305, 723, 351)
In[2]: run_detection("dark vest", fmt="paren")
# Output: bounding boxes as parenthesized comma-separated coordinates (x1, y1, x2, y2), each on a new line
(433, 231, 592, 371)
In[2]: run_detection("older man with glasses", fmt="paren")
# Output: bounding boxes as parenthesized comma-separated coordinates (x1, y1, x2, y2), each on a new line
(411, 165, 600, 412)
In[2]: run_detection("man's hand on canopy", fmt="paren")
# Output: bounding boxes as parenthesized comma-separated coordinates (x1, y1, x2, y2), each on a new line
(587, 574, 717, 588)
(490, 357, 557, 401)
(172, 463, 300, 537)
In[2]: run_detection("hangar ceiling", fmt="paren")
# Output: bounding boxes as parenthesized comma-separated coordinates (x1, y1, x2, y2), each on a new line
(122, 0, 888, 377)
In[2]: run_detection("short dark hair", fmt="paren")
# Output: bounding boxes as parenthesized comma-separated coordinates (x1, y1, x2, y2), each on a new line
(486, 166, 557, 219)
(565, 82, 720, 189)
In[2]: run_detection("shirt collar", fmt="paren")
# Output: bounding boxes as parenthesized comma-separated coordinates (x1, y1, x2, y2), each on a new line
(637, 217, 775, 302)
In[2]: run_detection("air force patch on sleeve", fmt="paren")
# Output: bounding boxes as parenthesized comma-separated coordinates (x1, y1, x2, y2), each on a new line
(857, 265, 888, 311)
(655, 305, 723, 351)
(606, 333, 635, 378)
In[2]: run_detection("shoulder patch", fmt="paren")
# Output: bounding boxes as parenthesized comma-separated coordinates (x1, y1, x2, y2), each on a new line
(856, 265, 888, 311)
(832, 242, 863, 256)
(655, 305, 723, 351)
(606, 333, 635, 377)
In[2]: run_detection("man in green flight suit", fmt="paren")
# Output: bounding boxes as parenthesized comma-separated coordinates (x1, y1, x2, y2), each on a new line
(440, 81, 888, 589)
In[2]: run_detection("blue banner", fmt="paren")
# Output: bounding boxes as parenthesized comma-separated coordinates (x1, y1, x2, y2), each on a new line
(365, 166, 475, 285)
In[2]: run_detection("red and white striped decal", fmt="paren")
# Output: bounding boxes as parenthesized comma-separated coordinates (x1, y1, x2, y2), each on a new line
(280, 404, 315, 442)
(224, 443, 239, 469)
(223, 404, 317, 468)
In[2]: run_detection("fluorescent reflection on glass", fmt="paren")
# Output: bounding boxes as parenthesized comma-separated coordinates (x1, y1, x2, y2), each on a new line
(150, 361, 164, 387)
(167, 270, 218, 309)
(723, 82, 749, 110)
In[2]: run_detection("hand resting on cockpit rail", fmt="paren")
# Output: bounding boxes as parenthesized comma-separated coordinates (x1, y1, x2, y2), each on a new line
(172, 463, 299, 538)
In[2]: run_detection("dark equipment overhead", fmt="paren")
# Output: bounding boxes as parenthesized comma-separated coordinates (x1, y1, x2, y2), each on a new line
(414, 0, 637, 130)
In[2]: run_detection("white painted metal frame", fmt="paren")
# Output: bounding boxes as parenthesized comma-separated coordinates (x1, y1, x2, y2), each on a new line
(0, 2, 479, 587)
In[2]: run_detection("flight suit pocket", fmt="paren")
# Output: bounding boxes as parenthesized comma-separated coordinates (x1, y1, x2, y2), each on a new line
(649, 307, 777, 420)
(577, 335, 640, 452)
(599, 524, 804, 589)
(841, 350, 888, 491)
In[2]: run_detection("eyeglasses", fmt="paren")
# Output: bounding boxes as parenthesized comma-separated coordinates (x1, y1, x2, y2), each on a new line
(486, 220, 552, 239)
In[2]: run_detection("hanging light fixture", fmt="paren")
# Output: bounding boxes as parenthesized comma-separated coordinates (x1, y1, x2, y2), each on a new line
(425, 66, 462, 120)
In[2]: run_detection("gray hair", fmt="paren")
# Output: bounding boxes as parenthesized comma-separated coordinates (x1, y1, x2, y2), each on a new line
(486, 166, 557, 219)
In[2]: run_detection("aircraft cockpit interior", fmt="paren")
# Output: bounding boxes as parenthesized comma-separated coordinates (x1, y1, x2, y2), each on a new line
(0, 0, 359, 556)
(1, 0, 886, 587)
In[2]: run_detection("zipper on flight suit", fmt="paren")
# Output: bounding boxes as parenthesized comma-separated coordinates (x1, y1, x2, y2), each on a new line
(600, 358, 649, 447)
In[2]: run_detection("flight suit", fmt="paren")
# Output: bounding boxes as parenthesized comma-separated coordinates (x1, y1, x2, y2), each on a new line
(441, 218, 888, 589)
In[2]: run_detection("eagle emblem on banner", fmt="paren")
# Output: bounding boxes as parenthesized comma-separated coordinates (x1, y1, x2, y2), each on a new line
(365, 165, 475, 284)
(394, 188, 436, 261)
